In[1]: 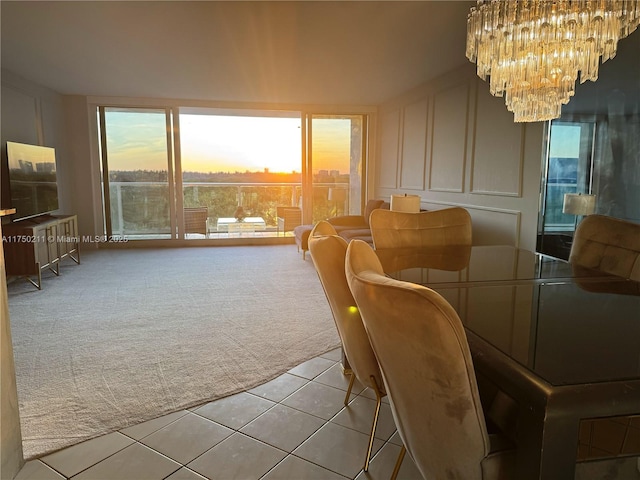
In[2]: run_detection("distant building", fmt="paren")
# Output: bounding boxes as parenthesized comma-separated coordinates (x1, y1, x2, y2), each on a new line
(18, 159, 34, 173)
(329, 169, 340, 177)
(318, 170, 329, 177)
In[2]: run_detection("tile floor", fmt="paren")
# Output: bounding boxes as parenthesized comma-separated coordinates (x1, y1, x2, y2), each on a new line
(14, 348, 640, 480)
(14, 348, 420, 480)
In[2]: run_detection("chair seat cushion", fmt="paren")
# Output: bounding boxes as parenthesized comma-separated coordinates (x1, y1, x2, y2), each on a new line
(332, 223, 368, 233)
(294, 225, 314, 250)
(338, 228, 373, 243)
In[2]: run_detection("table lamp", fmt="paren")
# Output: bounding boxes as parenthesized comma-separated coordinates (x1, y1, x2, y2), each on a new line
(563, 193, 596, 216)
(563, 193, 596, 230)
(390, 194, 421, 213)
(328, 187, 347, 216)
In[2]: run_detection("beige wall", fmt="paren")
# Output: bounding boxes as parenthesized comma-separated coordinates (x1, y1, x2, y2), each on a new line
(0, 71, 71, 478)
(374, 64, 546, 251)
(62, 96, 102, 241)
(1, 219, 23, 480)
(1, 70, 73, 217)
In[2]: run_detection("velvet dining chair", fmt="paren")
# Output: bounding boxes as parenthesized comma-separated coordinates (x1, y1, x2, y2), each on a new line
(308, 221, 386, 472)
(369, 207, 472, 272)
(569, 214, 640, 281)
(345, 239, 515, 480)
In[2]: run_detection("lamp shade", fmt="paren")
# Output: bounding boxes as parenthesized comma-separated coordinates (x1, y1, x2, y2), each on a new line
(563, 194, 596, 216)
(328, 187, 347, 203)
(390, 194, 421, 213)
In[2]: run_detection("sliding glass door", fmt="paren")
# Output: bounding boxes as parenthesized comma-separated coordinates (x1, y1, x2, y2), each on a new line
(178, 109, 302, 236)
(97, 106, 368, 241)
(99, 107, 175, 239)
(537, 120, 595, 258)
(306, 114, 365, 223)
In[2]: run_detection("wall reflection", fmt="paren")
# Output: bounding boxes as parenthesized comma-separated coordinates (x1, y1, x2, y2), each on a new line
(538, 31, 640, 260)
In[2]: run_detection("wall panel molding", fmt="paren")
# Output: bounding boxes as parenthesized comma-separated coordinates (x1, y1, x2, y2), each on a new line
(470, 81, 525, 197)
(375, 63, 544, 251)
(0, 85, 40, 146)
(377, 108, 401, 189)
(399, 97, 428, 190)
(428, 83, 469, 193)
(422, 200, 521, 247)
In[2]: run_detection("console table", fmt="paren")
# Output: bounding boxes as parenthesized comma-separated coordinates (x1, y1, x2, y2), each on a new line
(2, 214, 80, 289)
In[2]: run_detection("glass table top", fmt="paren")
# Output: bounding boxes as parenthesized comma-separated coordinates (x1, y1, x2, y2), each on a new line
(383, 244, 620, 286)
(385, 245, 640, 387)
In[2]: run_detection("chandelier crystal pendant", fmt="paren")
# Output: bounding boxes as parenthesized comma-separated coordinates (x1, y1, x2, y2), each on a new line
(466, 0, 640, 122)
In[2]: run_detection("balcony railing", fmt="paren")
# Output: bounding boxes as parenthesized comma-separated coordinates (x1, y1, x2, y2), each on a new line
(106, 181, 346, 238)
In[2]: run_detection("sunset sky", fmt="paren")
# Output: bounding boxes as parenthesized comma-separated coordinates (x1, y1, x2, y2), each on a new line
(104, 110, 352, 175)
(180, 114, 302, 173)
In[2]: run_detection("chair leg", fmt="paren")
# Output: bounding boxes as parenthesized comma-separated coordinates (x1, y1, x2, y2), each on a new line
(364, 375, 384, 472)
(344, 372, 356, 406)
(390, 445, 406, 480)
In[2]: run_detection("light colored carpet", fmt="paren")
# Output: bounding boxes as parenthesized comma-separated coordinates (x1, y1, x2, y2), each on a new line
(7, 245, 340, 459)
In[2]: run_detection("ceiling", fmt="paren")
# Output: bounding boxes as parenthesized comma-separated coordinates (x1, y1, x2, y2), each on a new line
(1, 1, 476, 106)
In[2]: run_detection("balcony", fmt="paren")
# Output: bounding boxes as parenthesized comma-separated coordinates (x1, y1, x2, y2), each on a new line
(106, 181, 345, 240)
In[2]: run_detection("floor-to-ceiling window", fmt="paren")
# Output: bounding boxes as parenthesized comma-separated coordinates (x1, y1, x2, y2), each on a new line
(537, 121, 595, 258)
(98, 107, 175, 239)
(178, 109, 302, 238)
(97, 106, 368, 242)
(306, 114, 365, 224)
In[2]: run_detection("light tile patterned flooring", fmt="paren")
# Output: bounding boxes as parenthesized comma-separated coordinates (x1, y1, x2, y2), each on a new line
(14, 347, 640, 480)
(15, 348, 422, 480)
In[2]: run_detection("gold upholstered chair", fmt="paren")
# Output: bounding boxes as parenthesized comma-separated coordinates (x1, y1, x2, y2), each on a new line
(345, 239, 515, 480)
(569, 214, 640, 281)
(308, 221, 386, 472)
(369, 207, 472, 272)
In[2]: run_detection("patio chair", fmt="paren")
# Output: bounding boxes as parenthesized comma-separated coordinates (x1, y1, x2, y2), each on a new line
(184, 207, 209, 236)
(276, 206, 302, 235)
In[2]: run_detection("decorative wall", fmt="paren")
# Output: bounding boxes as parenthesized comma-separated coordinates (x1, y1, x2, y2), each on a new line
(375, 64, 545, 250)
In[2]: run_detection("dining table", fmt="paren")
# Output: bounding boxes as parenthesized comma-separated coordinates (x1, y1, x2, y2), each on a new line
(382, 244, 640, 480)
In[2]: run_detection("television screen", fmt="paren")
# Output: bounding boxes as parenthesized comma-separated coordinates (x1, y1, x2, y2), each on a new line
(6, 141, 59, 221)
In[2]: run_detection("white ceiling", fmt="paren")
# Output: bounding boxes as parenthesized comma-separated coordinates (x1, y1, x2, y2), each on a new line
(1, 1, 476, 106)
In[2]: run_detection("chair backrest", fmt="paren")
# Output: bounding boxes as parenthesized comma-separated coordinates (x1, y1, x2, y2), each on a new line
(276, 206, 302, 232)
(370, 207, 472, 271)
(370, 207, 472, 249)
(345, 239, 491, 480)
(308, 221, 384, 393)
(569, 214, 640, 281)
(184, 207, 209, 235)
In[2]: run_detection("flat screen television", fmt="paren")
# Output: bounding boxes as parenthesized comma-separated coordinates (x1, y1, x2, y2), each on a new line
(5, 141, 59, 221)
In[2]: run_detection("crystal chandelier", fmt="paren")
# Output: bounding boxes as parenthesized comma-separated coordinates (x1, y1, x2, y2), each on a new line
(466, 0, 640, 122)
